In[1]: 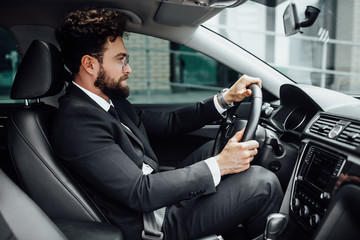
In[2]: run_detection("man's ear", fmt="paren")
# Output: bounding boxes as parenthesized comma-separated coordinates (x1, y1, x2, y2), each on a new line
(81, 55, 99, 76)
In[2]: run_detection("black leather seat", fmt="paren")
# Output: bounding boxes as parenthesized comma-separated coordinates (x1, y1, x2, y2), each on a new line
(0, 169, 67, 240)
(7, 39, 123, 240)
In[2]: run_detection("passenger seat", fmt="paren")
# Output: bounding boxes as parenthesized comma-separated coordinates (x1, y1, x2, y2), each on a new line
(0, 169, 67, 240)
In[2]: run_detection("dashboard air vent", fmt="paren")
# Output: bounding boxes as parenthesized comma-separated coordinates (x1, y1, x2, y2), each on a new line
(309, 115, 338, 137)
(310, 114, 360, 148)
(337, 122, 360, 147)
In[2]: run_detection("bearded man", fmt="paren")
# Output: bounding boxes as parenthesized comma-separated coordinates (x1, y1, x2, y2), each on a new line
(52, 8, 283, 240)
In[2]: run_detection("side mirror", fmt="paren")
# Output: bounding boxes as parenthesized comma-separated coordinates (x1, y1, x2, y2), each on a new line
(283, 3, 321, 36)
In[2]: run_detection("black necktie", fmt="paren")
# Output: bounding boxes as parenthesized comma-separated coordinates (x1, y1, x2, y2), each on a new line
(108, 106, 120, 120)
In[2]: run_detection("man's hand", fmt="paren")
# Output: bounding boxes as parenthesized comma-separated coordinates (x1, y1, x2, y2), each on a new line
(223, 74, 262, 104)
(215, 128, 259, 176)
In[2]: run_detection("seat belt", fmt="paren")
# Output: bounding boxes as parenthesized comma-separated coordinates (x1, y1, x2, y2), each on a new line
(142, 211, 164, 240)
(141, 159, 164, 240)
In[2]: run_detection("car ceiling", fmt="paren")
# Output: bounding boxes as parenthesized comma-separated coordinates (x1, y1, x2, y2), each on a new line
(0, 0, 225, 49)
(0, 0, 239, 54)
(1, 0, 225, 28)
(0, 0, 284, 32)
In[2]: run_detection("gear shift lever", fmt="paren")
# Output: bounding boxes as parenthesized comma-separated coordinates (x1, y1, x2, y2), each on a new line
(263, 213, 287, 240)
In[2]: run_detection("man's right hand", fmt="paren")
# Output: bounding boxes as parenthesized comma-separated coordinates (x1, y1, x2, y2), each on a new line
(215, 128, 259, 176)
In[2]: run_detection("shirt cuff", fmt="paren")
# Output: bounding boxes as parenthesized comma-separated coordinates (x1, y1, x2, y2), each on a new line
(213, 95, 227, 116)
(204, 157, 221, 187)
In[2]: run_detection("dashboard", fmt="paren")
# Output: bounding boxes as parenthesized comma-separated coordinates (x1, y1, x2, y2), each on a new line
(260, 84, 360, 240)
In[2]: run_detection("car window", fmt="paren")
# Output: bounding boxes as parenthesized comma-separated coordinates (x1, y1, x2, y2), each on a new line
(203, 0, 360, 97)
(0, 27, 19, 103)
(124, 33, 240, 104)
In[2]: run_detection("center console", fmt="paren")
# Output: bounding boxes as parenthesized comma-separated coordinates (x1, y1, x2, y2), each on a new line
(289, 144, 346, 235)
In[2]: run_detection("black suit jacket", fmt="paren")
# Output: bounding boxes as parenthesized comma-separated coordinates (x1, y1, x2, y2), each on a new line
(51, 83, 222, 235)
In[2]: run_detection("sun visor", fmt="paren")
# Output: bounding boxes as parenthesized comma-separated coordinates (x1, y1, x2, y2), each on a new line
(154, 2, 222, 26)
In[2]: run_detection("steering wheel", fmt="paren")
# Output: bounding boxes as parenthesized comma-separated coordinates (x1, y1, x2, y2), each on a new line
(213, 84, 263, 155)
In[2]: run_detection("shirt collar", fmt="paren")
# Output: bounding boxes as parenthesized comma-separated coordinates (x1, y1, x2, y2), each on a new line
(72, 81, 113, 111)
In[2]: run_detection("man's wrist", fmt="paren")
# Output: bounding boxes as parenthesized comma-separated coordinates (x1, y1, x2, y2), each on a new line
(204, 157, 221, 187)
(213, 95, 227, 116)
(217, 88, 234, 109)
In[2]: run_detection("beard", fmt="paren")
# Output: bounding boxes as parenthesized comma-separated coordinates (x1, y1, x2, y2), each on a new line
(94, 66, 130, 99)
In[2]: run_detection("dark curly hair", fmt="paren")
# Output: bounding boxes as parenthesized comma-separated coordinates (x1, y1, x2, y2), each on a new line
(56, 8, 127, 74)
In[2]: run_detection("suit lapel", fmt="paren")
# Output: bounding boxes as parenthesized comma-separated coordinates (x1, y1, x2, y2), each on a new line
(112, 99, 159, 165)
(66, 83, 158, 170)
(66, 83, 145, 151)
(115, 106, 145, 141)
(119, 121, 145, 154)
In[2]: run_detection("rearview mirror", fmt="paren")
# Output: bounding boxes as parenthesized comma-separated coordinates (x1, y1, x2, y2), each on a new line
(283, 3, 300, 36)
(283, 1, 321, 36)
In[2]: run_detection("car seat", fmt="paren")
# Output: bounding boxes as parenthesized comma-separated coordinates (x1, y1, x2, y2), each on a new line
(0, 168, 67, 240)
(7, 39, 123, 240)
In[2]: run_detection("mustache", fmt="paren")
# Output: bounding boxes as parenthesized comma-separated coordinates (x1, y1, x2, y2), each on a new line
(120, 75, 128, 81)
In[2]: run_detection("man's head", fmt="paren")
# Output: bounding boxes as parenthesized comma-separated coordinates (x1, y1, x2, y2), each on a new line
(56, 9, 132, 99)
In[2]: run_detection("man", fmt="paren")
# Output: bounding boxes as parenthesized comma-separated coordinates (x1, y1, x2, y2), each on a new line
(52, 8, 283, 240)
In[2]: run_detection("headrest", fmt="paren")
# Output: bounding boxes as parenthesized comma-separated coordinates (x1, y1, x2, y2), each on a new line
(11, 40, 66, 100)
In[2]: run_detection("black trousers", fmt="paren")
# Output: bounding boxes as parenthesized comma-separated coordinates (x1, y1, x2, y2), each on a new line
(162, 141, 284, 240)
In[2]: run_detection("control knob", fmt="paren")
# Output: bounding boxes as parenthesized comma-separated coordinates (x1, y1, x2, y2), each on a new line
(309, 214, 320, 227)
(299, 205, 310, 219)
(320, 192, 330, 200)
(292, 198, 300, 212)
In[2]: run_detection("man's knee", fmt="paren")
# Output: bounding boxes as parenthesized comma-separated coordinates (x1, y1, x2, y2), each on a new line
(236, 166, 283, 235)
(221, 165, 282, 202)
(245, 165, 283, 200)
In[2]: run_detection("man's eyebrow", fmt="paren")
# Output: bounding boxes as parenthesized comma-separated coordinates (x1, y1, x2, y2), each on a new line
(114, 52, 127, 58)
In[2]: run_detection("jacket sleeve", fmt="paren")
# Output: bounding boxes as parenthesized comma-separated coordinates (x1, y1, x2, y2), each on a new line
(67, 144, 215, 212)
(141, 96, 222, 139)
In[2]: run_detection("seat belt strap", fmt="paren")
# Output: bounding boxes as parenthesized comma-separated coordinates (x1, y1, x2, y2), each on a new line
(142, 211, 164, 240)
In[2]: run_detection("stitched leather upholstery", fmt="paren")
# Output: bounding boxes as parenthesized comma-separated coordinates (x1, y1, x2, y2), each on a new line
(11, 40, 65, 100)
(7, 39, 124, 240)
(8, 40, 107, 222)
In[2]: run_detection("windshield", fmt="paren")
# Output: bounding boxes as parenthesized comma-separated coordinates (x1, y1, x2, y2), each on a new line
(203, 0, 360, 96)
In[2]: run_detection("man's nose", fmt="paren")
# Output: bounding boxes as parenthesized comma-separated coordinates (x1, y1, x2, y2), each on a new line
(123, 64, 132, 74)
